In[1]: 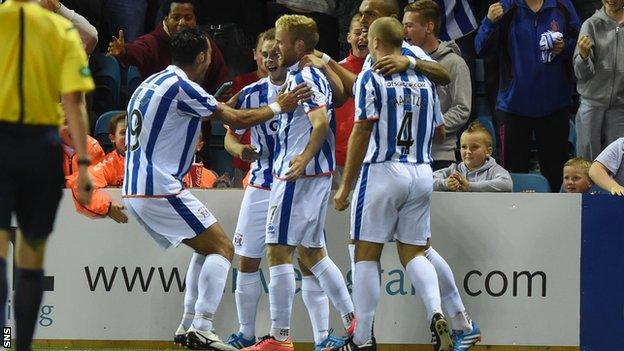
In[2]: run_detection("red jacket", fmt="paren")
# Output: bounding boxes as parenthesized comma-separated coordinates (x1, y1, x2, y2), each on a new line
(230, 70, 261, 172)
(116, 22, 229, 94)
(335, 52, 365, 166)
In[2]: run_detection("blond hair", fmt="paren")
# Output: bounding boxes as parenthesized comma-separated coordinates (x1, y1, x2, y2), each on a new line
(275, 15, 319, 51)
(564, 157, 592, 172)
(368, 17, 404, 49)
(462, 121, 493, 147)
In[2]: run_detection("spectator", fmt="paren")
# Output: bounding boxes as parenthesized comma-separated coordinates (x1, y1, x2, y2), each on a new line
(589, 137, 624, 196)
(68, 113, 128, 222)
(475, 0, 580, 192)
(60, 122, 105, 185)
(573, 0, 624, 160)
(562, 157, 593, 193)
(403, 0, 471, 170)
(39, 0, 98, 54)
(434, 121, 513, 191)
(106, 0, 229, 95)
(229, 30, 271, 187)
(334, 13, 367, 186)
(102, 0, 149, 44)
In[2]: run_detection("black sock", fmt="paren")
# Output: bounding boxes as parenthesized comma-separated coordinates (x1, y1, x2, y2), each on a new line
(0, 258, 6, 328)
(14, 268, 43, 351)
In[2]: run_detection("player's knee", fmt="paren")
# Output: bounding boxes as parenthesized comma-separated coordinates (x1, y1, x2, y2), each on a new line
(238, 256, 261, 273)
(220, 240, 234, 261)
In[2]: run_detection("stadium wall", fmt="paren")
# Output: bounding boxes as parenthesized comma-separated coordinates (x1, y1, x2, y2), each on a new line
(6, 190, 586, 347)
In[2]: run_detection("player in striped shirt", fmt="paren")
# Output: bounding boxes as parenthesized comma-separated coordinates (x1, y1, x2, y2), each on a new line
(242, 15, 354, 351)
(332, 18, 453, 351)
(223, 29, 343, 351)
(122, 28, 307, 351)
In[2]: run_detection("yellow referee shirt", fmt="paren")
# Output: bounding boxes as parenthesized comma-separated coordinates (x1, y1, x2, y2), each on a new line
(0, 0, 95, 126)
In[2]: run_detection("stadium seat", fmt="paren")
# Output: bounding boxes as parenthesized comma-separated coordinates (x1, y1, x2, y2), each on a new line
(94, 110, 125, 153)
(126, 66, 142, 99)
(510, 173, 551, 193)
(90, 53, 121, 115)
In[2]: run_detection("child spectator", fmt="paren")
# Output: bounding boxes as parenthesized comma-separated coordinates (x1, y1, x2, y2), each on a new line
(434, 121, 512, 192)
(60, 121, 105, 186)
(562, 157, 593, 193)
(589, 137, 624, 196)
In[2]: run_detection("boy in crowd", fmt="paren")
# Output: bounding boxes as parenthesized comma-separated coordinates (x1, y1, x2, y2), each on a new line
(562, 157, 593, 193)
(434, 121, 512, 192)
(589, 137, 624, 196)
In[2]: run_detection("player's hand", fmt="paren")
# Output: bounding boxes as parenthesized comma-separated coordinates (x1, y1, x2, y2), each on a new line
(107, 30, 126, 57)
(277, 83, 313, 113)
(333, 185, 351, 211)
(610, 185, 624, 196)
(216, 86, 233, 102)
(434, 124, 446, 144)
(76, 172, 93, 206)
(238, 144, 259, 162)
(446, 177, 460, 191)
(299, 54, 326, 70)
(487, 2, 504, 23)
(452, 172, 470, 192)
(39, 0, 61, 12)
(373, 55, 409, 76)
(577, 35, 593, 59)
(552, 38, 565, 55)
(312, 49, 325, 59)
(285, 154, 308, 181)
(107, 202, 128, 223)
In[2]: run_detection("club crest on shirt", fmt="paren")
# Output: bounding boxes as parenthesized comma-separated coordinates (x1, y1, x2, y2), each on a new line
(197, 206, 211, 220)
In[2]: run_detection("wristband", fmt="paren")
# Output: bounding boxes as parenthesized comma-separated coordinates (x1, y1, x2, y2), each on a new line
(268, 102, 282, 115)
(321, 53, 331, 64)
(407, 56, 417, 70)
(77, 158, 91, 166)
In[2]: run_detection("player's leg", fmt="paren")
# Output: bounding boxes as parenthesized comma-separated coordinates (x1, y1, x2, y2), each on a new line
(298, 259, 330, 346)
(174, 252, 205, 346)
(351, 241, 383, 347)
(424, 242, 481, 350)
(229, 256, 262, 349)
(182, 222, 237, 351)
(394, 164, 452, 351)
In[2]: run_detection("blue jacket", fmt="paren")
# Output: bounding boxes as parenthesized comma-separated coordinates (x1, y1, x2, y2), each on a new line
(475, 0, 580, 117)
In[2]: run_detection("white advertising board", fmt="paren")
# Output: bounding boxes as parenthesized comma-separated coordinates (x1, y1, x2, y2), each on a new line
(7, 190, 580, 346)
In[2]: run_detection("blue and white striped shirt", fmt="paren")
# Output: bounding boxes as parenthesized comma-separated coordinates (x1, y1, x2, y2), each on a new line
(123, 65, 218, 197)
(273, 63, 335, 178)
(354, 68, 443, 164)
(408, 0, 478, 41)
(362, 41, 434, 71)
(233, 77, 283, 189)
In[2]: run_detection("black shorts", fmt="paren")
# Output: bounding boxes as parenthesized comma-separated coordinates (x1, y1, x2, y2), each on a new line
(0, 123, 64, 241)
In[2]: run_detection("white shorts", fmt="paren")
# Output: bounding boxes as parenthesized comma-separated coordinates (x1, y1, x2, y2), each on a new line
(233, 186, 270, 258)
(266, 176, 331, 248)
(124, 190, 217, 249)
(350, 162, 432, 245)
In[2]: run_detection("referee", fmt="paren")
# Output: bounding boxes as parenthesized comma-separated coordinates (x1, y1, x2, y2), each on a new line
(0, 1, 94, 350)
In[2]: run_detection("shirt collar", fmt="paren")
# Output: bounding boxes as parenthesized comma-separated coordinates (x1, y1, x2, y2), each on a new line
(286, 61, 301, 74)
(167, 65, 190, 80)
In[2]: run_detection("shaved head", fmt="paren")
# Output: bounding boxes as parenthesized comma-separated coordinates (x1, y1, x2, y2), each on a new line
(359, 0, 400, 30)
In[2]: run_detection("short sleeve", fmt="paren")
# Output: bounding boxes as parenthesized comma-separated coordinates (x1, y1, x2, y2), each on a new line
(60, 25, 95, 94)
(353, 70, 380, 122)
(294, 68, 328, 114)
(595, 138, 624, 175)
(402, 43, 434, 62)
(177, 79, 219, 118)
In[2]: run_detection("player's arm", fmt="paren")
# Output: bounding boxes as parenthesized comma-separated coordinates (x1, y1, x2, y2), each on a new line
(299, 54, 347, 107)
(373, 55, 451, 86)
(224, 130, 259, 162)
(334, 122, 373, 211)
(284, 108, 330, 181)
(589, 162, 624, 196)
(213, 83, 310, 129)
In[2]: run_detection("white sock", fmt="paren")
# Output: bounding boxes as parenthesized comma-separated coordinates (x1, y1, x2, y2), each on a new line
(236, 271, 262, 339)
(193, 254, 231, 331)
(310, 256, 355, 330)
(425, 247, 471, 332)
(352, 261, 379, 346)
(181, 253, 205, 330)
(405, 256, 442, 321)
(348, 244, 356, 282)
(269, 264, 295, 341)
(302, 276, 330, 344)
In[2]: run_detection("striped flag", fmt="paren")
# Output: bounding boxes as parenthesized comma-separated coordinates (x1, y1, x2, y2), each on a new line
(409, 0, 478, 40)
